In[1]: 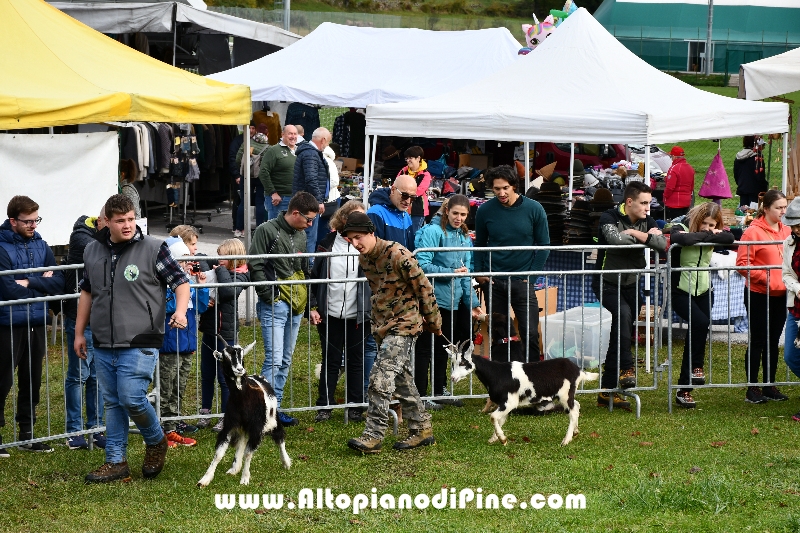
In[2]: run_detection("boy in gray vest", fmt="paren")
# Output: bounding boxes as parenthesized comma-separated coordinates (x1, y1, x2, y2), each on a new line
(75, 194, 190, 483)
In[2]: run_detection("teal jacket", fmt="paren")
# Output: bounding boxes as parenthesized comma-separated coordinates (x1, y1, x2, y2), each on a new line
(414, 214, 480, 311)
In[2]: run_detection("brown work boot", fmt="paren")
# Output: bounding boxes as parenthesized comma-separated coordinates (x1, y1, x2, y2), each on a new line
(347, 434, 383, 454)
(85, 461, 131, 483)
(393, 428, 435, 450)
(142, 435, 168, 479)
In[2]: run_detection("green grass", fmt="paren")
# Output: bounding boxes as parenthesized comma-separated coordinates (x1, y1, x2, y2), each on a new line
(3, 325, 800, 532)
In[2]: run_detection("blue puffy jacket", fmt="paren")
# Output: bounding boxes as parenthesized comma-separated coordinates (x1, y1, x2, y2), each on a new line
(161, 284, 209, 354)
(0, 219, 64, 327)
(292, 141, 329, 203)
(367, 187, 415, 250)
(414, 214, 479, 311)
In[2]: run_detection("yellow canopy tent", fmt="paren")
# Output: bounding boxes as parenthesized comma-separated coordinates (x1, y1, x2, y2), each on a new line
(0, 0, 251, 129)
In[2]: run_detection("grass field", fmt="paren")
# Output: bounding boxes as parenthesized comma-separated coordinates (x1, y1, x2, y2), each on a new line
(2, 324, 800, 532)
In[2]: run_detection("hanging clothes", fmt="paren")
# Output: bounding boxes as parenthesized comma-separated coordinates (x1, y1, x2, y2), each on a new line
(252, 109, 281, 145)
(343, 109, 366, 160)
(285, 103, 320, 138)
(332, 113, 350, 158)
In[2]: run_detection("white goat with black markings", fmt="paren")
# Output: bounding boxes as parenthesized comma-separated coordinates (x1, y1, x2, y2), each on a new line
(197, 337, 291, 487)
(448, 341, 598, 446)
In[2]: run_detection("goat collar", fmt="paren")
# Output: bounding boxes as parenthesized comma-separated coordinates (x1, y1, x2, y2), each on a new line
(500, 336, 520, 344)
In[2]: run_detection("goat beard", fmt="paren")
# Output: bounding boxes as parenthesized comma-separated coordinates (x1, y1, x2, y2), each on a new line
(235, 376, 243, 390)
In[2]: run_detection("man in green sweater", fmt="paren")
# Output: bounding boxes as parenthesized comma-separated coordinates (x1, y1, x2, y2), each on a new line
(474, 165, 550, 363)
(260, 125, 299, 220)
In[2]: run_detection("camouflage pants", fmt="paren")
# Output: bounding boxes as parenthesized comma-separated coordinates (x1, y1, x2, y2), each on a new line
(158, 352, 193, 433)
(363, 335, 431, 441)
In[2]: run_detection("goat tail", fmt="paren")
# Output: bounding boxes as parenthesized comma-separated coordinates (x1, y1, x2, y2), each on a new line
(576, 371, 600, 386)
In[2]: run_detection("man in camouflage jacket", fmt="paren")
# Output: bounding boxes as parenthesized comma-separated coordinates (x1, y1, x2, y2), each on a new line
(339, 212, 442, 454)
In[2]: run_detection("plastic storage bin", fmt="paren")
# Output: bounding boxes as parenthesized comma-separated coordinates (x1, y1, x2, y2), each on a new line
(541, 306, 612, 368)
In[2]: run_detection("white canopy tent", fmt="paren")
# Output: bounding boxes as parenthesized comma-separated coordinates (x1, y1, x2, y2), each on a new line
(50, 2, 300, 47)
(209, 22, 522, 107)
(739, 46, 800, 101)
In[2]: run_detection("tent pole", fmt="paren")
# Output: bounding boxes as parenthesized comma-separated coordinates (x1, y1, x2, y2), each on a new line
(364, 135, 371, 208)
(644, 144, 652, 373)
(243, 124, 252, 324)
(568, 143, 575, 209)
(524, 141, 530, 192)
(368, 134, 378, 208)
(783, 132, 789, 194)
(172, 3, 178, 67)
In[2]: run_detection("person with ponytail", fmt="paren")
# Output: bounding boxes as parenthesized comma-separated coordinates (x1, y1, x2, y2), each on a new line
(736, 189, 790, 404)
(669, 203, 734, 408)
(414, 195, 483, 409)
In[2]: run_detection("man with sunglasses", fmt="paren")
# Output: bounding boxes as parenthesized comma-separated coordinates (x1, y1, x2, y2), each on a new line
(0, 196, 65, 454)
(366, 174, 418, 251)
(248, 192, 319, 427)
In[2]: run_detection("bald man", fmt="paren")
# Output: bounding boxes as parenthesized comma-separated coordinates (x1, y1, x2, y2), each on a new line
(366, 174, 418, 251)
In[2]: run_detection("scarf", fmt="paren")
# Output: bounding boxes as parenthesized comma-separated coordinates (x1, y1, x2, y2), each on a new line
(405, 159, 428, 179)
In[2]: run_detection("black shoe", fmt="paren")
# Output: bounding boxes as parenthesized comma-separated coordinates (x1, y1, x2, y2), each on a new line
(433, 389, 464, 407)
(745, 387, 769, 404)
(85, 462, 131, 483)
(618, 368, 636, 389)
(675, 390, 696, 409)
(762, 386, 788, 401)
(346, 409, 364, 423)
(690, 368, 706, 386)
(176, 421, 199, 435)
(0, 435, 9, 458)
(314, 410, 332, 423)
(17, 433, 53, 453)
(142, 435, 168, 479)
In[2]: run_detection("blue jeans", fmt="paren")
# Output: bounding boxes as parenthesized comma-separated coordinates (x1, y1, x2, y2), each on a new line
(304, 214, 320, 255)
(411, 215, 426, 234)
(94, 346, 164, 464)
(64, 317, 103, 432)
(257, 300, 302, 406)
(200, 336, 230, 412)
(266, 195, 291, 221)
(784, 311, 800, 378)
(363, 334, 377, 398)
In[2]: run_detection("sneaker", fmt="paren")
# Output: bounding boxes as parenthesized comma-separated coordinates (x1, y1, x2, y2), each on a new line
(93, 433, 107, 449)
(675, 390, 696, 408)
(166, 430, 197, 447)
(434, 389, 464, 407)
(347, 434, 383, 454)
(17, 433, 54, 453)
(393, 428, 435, 450)
(346, 409, 364, 423)
(314, 409, 332, 423)
(424, 400, 443, 411)
(142, 435, 168, 479)
(762, 386, 789, 402)
(691, 368, 706, 386)
(234, 230, 244, 238)
(0, 435, 9, 458)
(745, 386, 769, 404)
(212, 419, 224, 433)
(195, 409, 212, 429)
(66, 435, 89, 450)
(596, 392, 631, 411)
(618, 368, 636, 389)
(278, 412, 299, 427)
(176, 421, 198, 435)
(85, 461, 131, 483)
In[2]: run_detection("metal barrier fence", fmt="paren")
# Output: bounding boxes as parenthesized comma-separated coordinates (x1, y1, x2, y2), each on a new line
(1, 241, 795, 450)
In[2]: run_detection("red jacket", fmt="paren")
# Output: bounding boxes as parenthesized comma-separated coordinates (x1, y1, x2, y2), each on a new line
(664, 157, 695, 208)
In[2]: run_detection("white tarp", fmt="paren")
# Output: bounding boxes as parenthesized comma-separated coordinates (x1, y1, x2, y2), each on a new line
(50, 2, 300, 47)
(0, 133, 118, 245)
(739, 46, 800, 101)
(366, 8, 789, 144)
(209, 22, 522, 107)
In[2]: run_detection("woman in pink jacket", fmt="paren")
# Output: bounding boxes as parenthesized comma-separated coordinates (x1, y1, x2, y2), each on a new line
(736, 189, 790, 404)
(396, 145, 432, 234)
(663, 146, 695, 220)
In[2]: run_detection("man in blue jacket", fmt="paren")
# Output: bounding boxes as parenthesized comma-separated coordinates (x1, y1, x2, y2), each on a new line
(0, 195, 65, 454)
(293, 127, 331, 255)
(366, 174, 418, 251)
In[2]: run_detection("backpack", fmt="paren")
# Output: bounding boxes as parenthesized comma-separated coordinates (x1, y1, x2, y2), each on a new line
(241, 144, 269, 178)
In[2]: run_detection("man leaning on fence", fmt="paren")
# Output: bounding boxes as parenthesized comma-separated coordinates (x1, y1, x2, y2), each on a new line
(594, 181, 666, 411)
(75, 194, 190, 483)
(0, 195, 65, 455)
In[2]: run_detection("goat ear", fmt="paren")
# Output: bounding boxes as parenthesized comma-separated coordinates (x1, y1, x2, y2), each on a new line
(463, 340, 474, 359)
(213, 350, 223, 361)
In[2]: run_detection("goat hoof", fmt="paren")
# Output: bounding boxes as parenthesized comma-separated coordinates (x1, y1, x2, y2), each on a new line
(500, 438, 508, 446)
(226, 468, 237, 475)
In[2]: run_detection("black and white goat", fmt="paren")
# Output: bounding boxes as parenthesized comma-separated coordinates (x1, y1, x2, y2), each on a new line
(448, 340, 598, 447)
(197, 337, 291, 487)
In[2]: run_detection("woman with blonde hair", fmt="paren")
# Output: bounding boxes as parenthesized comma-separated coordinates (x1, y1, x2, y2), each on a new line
(669, 202, 734, 408)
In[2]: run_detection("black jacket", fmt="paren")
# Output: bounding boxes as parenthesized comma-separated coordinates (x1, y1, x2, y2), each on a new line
(292, 141, 329, 203)
(64, 215, 98, 319)
(733, 149, 768, 196)
(310, 231, 371, 324)
(198, 265, 249, 341)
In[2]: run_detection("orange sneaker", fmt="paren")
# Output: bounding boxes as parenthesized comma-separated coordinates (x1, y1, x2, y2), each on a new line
(166, 430, 196, 447)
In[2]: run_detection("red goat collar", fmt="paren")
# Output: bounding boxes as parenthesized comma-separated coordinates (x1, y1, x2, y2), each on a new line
(500, 336, 520, 344)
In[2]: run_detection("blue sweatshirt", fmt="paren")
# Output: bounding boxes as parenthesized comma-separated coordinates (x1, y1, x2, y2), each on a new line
(473, 196, 550, 278)
(367, 187, 415, 251)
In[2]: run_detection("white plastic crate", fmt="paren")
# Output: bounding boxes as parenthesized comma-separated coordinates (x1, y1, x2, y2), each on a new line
(541, 305, 612, 368)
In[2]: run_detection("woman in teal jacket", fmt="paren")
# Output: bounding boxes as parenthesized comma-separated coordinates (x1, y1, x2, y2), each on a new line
(414, 195, 483, 408)
(669, 202, 734, 409)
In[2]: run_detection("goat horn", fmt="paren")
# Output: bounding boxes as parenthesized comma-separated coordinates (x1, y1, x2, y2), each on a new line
(216, 335, 230, 348)
(242, 341, 257, 356)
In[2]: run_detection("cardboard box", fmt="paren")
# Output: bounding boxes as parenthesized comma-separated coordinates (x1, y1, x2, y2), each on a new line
(458, 154, 471, 168)
(334, 160, 343, 172)
(468, 154, 492, 170)
(336, 158, 359, 171)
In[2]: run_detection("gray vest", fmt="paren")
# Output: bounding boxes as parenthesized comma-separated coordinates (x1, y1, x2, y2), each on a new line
(83, 236, 166, 348)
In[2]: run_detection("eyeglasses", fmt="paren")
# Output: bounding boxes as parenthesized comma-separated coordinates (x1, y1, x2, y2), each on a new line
(398, 191, 418, 202)
(299, 212, 316, 224)
(14, 217, 42, 227)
